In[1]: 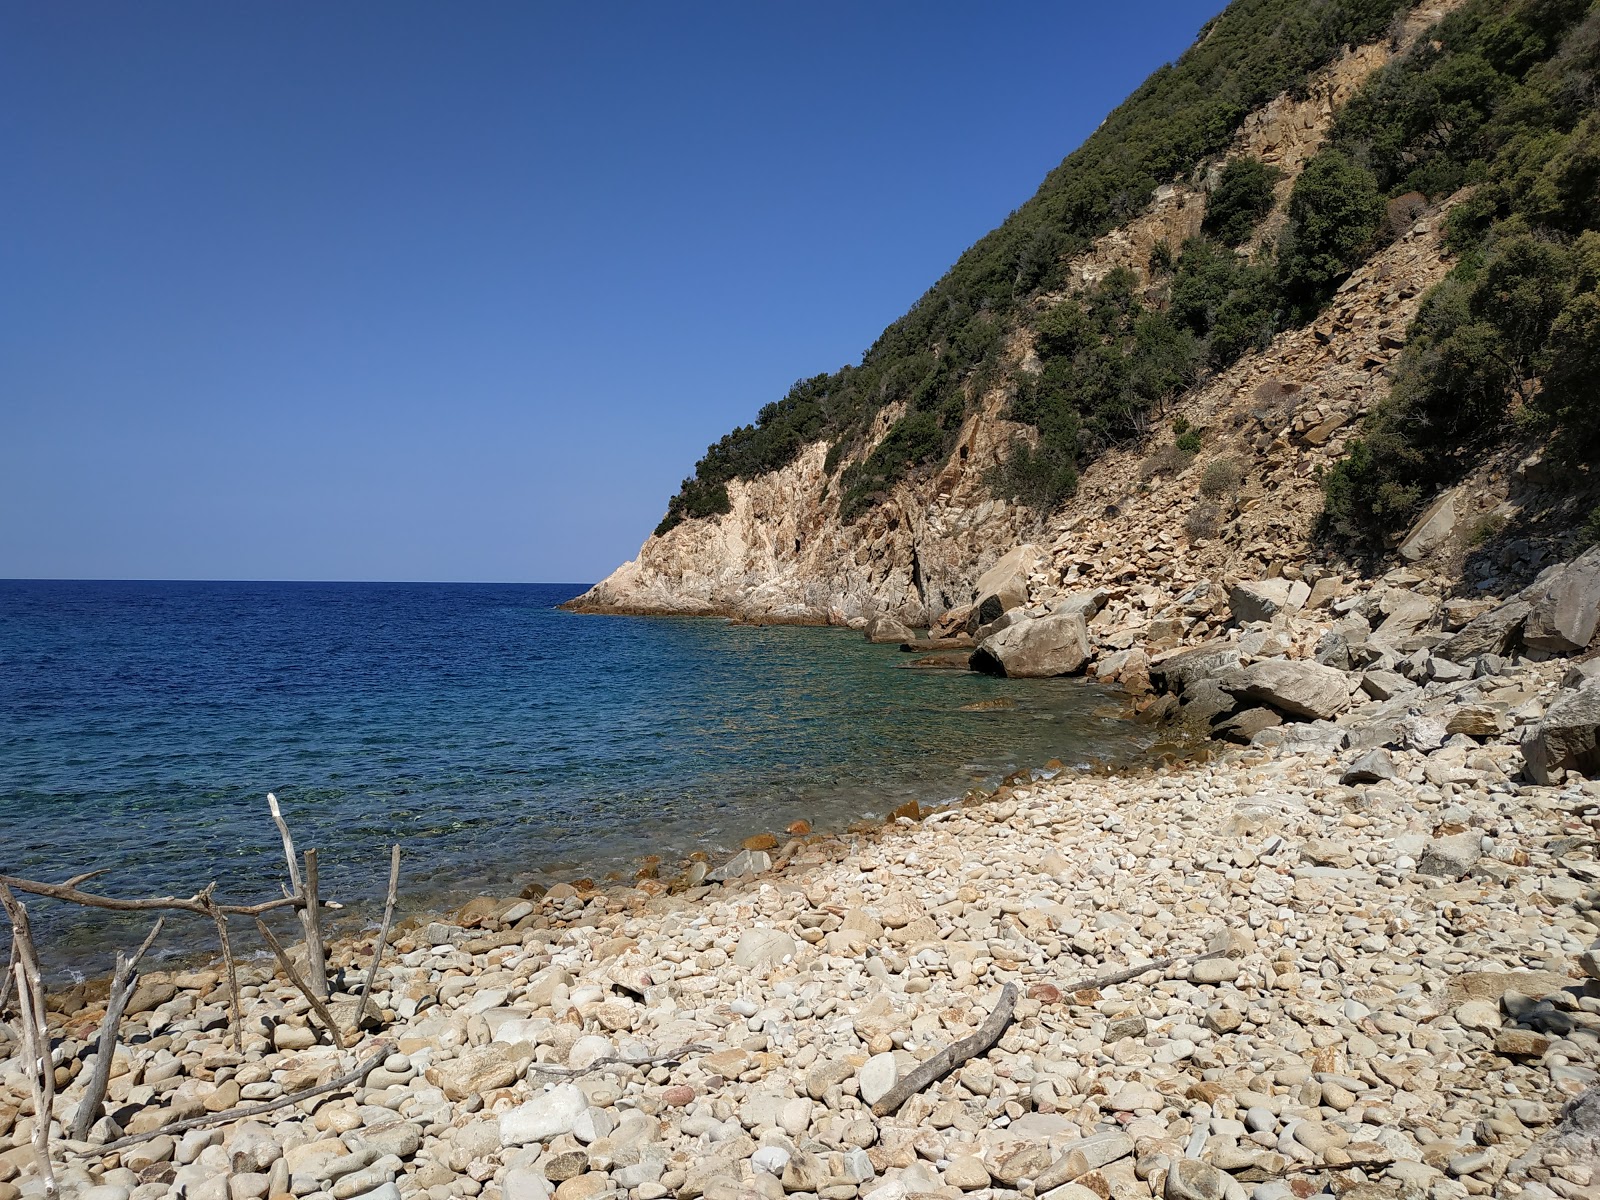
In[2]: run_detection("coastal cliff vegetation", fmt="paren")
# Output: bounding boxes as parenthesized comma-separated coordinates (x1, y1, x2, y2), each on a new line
(654, 0, 1413, 535)
(655, 0, 1598, 559)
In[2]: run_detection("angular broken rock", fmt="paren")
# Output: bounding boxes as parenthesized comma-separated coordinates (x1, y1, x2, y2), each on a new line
(1221, 658, 1351, 721)
(1398, 485, 1462, 562)
(1523, 683, 1600, 785)
(857, 1052, 898, 1107)
(731, 928, 797, 971)
(1149, 641, 1241, 695)
(970, 612, 1090, 678)
(1341, 748, 1396, 784)
(1523, 547, 1600, 653)
(1417, 833, 1483, 879)
(1437, 600, 1530, 663)
(501, 1084, 587, 1146)
(1228, 578, 1308, 624)
(967, 544, 1045, 631)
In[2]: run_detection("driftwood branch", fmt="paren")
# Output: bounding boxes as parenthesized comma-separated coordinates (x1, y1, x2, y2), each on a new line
(870, 981, 1018, 1116)
(195, 890, 243, 1054)
(1, 883, 58, 1198)
(80, 1042, 394, 1156)
(267, 793, 327, 1001)
(253, 918, 346, 1050)
(526, 1043, 710, 1077)
(70, 917, 164, 1142)
(1056, 949, 1224, 994)
(301, 847, 329, 1001)
(354, 845, 401, 1033)
(0, 875, 302, 919)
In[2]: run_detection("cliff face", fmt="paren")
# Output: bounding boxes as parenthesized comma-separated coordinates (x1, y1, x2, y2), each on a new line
(568, 2, 1463, 627)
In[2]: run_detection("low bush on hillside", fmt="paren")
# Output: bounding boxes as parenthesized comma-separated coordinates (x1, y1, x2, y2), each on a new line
(1320, 0, 1600, 549)
(1185, 500, 1226, 539)
(1204, 157, 1283, 246)
(1199, 457, 1245, 498)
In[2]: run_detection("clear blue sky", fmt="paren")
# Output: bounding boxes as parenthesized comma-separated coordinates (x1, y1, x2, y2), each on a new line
(3, 2, 1222, 584)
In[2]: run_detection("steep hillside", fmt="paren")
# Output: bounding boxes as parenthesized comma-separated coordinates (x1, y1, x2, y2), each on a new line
(569, 0, 1463, 623)
(572, 0, 1598, 629)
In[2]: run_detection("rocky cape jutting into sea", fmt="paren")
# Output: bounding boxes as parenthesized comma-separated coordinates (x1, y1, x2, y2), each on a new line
(9, 0, 1600, 1198)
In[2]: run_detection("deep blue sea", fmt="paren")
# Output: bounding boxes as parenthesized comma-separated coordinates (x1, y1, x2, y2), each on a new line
(0, 580, 1156, 972)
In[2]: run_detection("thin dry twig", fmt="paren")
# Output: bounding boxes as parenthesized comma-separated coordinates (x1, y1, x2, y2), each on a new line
(253, 917, 346, 1050)
(196, 888, 244, 1054)
(80, 1042, 394, 1156)
(870, 982, 1017, 1116)
(1056, 949, 1224, 994)
(70, 917, 164, 1142)
(526, 1044, 711, 1077)
(354, 844, 401, 1033)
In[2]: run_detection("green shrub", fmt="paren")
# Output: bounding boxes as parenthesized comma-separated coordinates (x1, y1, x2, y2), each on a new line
(1199, 457, 1244, 498)
(987, 436, 1080, 511)
(1176, 427, 1203, 454)
(1277, 150, 1385, 314)
(1203, 157, 1282, 245)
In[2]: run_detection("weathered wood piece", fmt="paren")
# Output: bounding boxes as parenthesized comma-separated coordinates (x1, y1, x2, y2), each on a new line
(354, 844, 401, 1033)
(1057, 948, 1225, 994)
(253, 917, 347, 1050)
(869, 981, 1018, 1116)
(82, 1042, 394, 1156)
(69, 917, 165, 1141)
(1, 883, 58, 1198)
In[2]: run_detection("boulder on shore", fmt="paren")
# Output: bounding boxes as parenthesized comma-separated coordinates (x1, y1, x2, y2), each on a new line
(1149, 641, 1242, 695)
(970, 613, 1090, 679)
(1438, 600, 1530, 663)
(1229, 578, 1309, 624)
(966, 544, 1045, 632)
(1523, 682, 1600, 785)
(1221, 658, 1352, 721)
(1523, 547, 1600, 653)
(865, 615, 916, 644)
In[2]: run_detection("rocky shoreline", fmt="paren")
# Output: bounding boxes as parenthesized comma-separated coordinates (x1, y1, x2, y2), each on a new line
(5, 541, 1600, 1200)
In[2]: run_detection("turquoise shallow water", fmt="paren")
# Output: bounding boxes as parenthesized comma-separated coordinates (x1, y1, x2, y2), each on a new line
(0, 579, 1157, 972)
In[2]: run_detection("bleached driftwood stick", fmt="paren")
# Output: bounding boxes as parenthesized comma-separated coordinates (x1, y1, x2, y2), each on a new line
(267, 793, 327, 999)
(1, 883, 57, 1198)
(70, 917, 164, 1141)
(869, 981, 1018, 1116)
(82, 1042, 394, 1156)
(1056, 948, 1224, 994)
(354, 844, 401, 1033)
(253, 917, 346, 1050)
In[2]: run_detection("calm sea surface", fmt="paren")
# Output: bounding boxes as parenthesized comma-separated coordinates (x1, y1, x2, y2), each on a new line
(0, 580, 1156, 973)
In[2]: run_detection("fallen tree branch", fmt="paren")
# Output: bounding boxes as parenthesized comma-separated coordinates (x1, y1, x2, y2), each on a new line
(253, 917, 346, 1050)
(1, 883, 58, 1198)
(81, 1042, 394, 1156)
(267, 793, 326, 1000)
(1056, 949, 1225, 994)
(0, 874, 302, 919)
(526, 1043, 710, 1077)
(302, 848, 329, 1001)
(197, 889, 243, 1054)
(871, 982, 1017, 1116)
(354, 844, 401, 1033)
(70, 916, 164, 1141)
